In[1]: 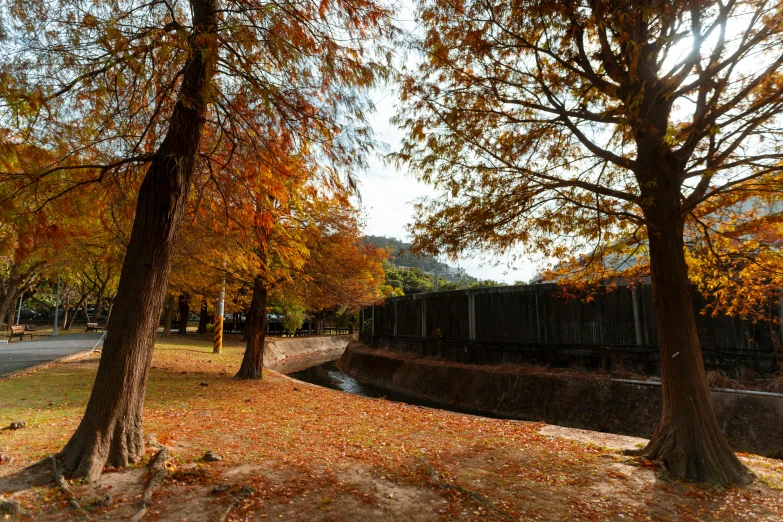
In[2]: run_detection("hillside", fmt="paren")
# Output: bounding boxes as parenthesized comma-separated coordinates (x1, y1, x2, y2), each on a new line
(364, 236, 448, 272)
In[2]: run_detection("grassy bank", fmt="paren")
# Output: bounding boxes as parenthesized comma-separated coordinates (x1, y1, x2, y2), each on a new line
(1, 335, 782, 521)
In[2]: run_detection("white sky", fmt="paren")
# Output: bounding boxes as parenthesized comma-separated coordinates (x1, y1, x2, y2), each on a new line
(352, 2, 773, 285)
(355, 86, 538, 284)
(352, 3, 537, 284)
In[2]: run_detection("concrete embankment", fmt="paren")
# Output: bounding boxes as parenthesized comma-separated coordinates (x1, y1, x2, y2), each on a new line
(265, 334, 356, 372)
(339, 343, 783, 458)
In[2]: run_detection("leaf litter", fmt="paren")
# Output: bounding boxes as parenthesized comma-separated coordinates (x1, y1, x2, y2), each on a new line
(0, 334, 781, 521)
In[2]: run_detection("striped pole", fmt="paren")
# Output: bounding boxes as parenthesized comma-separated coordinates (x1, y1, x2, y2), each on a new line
(53, 276, 60, 336)
(213, 315, 223, 353)
(213, 281, 225, 353)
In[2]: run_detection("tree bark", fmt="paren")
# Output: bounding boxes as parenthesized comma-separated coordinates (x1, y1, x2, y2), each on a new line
(241, 306, 250, 342)
(0, 261, 43, 325)
(178, 293, 190, 336)
(61, 293, 70, 331)
(163, 295, 175, 338)
(315, 316, 325, 335)
(636, 214, 751, 484)
(58, 0, 218, 481)
(0, 263, 21, 326)
(0, 293, 13, 326)
(65, 293, 88, 330)
(197, 300, 209, 333)
(91, 283, 106, 323)
(105, 299, 115, 327)
(7, 295, 17, 326)
(235, 276, 268, 380)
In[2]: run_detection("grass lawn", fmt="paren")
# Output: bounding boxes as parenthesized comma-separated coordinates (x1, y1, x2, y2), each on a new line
(1, 334, 782, 521)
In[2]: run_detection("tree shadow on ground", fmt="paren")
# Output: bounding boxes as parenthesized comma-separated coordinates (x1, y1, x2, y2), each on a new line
(0, 458, 54, 494)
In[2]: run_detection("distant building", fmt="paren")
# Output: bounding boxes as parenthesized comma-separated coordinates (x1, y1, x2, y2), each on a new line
(440, 266, 468, 282)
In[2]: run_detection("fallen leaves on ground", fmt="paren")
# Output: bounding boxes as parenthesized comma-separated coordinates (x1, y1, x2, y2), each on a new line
(0, 334, 782, 521)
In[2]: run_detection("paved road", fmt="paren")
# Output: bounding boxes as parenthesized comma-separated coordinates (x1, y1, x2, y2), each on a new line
(0, 333, 105, 376)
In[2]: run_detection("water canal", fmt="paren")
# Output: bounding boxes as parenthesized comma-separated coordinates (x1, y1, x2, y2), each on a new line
(287, 359, 487, 416)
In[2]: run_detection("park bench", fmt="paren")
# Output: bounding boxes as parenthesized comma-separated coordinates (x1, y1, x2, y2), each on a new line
(86, 323, 104, 332)
(10, 325, 33, 341)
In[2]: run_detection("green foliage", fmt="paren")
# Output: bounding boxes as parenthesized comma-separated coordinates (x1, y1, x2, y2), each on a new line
(281, 302, 306, 336)
(383, 262, 433, 295)
(381, 285, 405, 297)
(382, 260, 505, 294)
(368, 236, 479, 286)
(332, 308, 358, 329)
(466, 280, 503, 289)
(365, 236, 449, 273)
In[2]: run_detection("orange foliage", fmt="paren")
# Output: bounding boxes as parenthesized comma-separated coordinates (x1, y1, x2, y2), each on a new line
(296, 205, 386, 314)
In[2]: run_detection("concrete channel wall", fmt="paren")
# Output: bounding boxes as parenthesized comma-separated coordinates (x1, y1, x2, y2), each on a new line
(265, 334, 356, 370)
(339, 343, 783, 459)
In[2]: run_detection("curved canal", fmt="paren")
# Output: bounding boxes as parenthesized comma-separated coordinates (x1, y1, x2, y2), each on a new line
(287, 359, 487, 416)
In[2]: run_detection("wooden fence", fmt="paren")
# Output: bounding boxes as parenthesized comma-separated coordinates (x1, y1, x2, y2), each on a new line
(360, 284, 783, 377)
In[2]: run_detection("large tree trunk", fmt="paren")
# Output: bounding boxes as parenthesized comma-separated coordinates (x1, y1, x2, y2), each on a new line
(241, 306, 250, 342)
(0, 263, 23, 326)
(637, 215, 751, 484)
(177, 293, 190, 336)
(163, 295, 175, 338)
(197, 300, 209, 333)
(0, 261, 43, 325)
(235, 276, 268, 380)
(58, 0, 218, 481)
(315, 316, 325, 335)
(0, 296, 13, 327)
(7, 295, 18, 325)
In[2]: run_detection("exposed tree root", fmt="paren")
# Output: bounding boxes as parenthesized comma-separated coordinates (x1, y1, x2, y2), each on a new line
(625, 427, 754, 485)
(419, 457, 513, 520)
(51, 456, 90, 519)
(129, 446, 171, 522)
(216, 497, 239, 522)
(58, 410, 147, 481)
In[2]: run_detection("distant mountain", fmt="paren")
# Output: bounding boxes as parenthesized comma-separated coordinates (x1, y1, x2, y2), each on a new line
(364, 236, 446, 272)
(364, 236, 476, 282)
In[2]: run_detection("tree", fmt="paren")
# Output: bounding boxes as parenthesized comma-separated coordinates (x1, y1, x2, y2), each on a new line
(45, 226, 124, 329)
(684, 192, 783, 321)
(280, 300, 307, 336)
(0, 228, 47, 326)
(2, 0, 393, 479)
(162, 294, 176, 338)
(298, 207, 386, 333)
(395, 0, 783, 484)
(382, 285, 405, 297)
(56, 0, 220, 480)
(217, 155, 316, 379)
(167, 218, 227, 337)
(0, 144, 73, 325)
(383, 263, 434, 294)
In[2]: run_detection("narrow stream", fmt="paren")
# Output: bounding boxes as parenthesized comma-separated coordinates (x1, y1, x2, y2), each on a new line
(288, 360, 487, 416)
